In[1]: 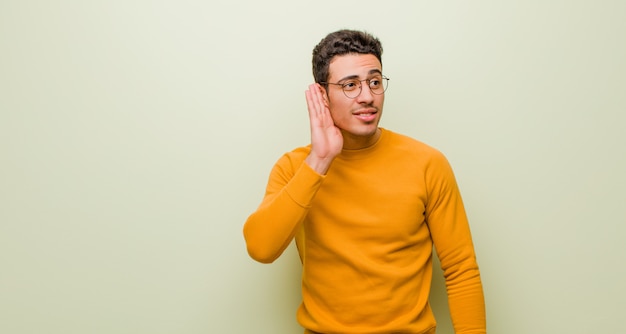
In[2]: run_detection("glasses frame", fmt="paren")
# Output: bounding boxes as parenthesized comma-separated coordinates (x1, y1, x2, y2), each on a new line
(321, 76, 390, 99)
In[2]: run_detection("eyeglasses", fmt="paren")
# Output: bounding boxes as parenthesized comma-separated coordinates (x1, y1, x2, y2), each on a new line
(321, 76, 390, 99)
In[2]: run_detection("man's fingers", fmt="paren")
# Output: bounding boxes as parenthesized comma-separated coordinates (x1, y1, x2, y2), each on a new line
(306, 84, 325, 115)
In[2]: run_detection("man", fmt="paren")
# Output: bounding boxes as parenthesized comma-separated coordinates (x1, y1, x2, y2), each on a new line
(243, 29, 486, 334)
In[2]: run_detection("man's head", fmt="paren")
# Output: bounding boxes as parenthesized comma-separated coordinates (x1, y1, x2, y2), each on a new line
(311, 30, 387, 149)
(312, 30, 383, 86)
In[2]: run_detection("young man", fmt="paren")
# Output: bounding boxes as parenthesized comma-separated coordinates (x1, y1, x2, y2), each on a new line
(243, 29, 486, 334)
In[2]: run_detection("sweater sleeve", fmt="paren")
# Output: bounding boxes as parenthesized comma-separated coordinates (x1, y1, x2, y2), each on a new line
(243, 153, 324, 263)
(424, 151, 486, 334)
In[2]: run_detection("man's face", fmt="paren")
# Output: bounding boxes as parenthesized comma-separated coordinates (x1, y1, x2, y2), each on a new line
(323, 53, 385, 149)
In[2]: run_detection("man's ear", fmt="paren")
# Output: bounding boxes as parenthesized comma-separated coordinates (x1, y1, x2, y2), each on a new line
(320, 86, 330, 108)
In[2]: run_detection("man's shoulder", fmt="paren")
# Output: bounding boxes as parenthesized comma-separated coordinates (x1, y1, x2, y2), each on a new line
(286, 145, 312, 159)
(383, 128, 443, 157)
(273, 145, 311, 169)
(383, 129, 455, 177)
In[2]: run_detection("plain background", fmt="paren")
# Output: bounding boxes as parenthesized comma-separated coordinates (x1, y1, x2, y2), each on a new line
(1, 1, 625, 333)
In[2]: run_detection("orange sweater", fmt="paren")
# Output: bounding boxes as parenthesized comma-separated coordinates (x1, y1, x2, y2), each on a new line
(244, 128, 485, 333)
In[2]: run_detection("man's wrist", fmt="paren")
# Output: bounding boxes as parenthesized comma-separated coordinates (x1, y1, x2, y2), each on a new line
(305, 155, 333, 175)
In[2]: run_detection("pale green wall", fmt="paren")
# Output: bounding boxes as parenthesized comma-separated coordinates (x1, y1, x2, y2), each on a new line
(1, 1, 625, 333)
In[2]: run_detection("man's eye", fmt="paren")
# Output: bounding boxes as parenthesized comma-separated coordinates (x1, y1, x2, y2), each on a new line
(370, 79, 381, 87)
(342, 81, 359, 91)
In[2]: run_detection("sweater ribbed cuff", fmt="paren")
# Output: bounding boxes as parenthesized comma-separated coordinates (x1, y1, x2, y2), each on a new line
(285, 162, 325, 207)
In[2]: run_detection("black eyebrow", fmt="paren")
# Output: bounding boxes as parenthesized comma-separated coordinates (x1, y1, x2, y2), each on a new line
(337, 69, 383, 83)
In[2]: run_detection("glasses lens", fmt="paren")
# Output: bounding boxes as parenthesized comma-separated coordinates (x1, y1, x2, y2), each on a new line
(341, 77, 389, 98)
(342, 80, 360, 98)
(344, 88, 360, 98)
(370, 78, 388, 95)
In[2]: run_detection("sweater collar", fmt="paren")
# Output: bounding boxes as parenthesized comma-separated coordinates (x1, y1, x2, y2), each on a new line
(338, 128, 388, 160)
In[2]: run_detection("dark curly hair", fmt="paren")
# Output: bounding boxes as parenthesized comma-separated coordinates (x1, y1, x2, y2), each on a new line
(312, 29, 383, 87)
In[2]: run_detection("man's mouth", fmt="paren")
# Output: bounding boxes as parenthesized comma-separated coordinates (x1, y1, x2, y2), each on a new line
(353, 109, 378, 122)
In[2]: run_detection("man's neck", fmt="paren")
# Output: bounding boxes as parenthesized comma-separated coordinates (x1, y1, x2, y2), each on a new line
(341, 128, 382, 150)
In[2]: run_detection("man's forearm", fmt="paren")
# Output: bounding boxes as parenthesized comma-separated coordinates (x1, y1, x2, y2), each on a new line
(243, 162, 324, 263)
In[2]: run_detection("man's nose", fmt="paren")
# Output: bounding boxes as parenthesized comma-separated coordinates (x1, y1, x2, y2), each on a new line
(356, 83, 374, 103)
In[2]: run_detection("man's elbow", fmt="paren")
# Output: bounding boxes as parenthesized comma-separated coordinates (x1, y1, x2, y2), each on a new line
(243, 218, 284, 263)
(245, 242, 279, 264)
(243, 227, 279, 263)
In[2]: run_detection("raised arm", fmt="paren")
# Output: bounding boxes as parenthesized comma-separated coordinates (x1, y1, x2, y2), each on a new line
(243, 84, 343, 263)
